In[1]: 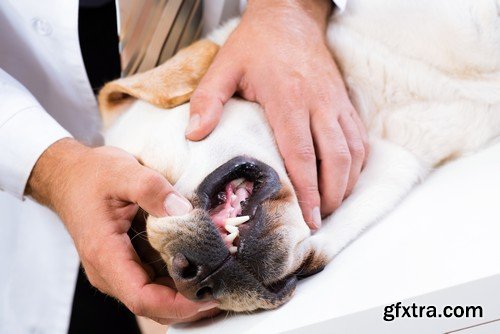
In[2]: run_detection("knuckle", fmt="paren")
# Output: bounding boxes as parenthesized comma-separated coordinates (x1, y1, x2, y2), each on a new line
(344, 186, 354, 199)
(287, 85, 303, 100)
(284, 76, 305, 98)
(315, 91, 334, 109)
(344, 105, 357, 117)
(337, 102, 356, 118)
(295, 184, 320, 205)
(333, 147, 352, 166)
(153, 317, 172, 325)
(85, 273, 100, 290)
(128, 298, 145, 317)
(322, 196, 342, 213)
(137, 171, 165, 197)
(191, 87, 211, 102)
(302, 184, 320, 197)
(273, 100, 305, 122)
(173, 306, 188, 320)
(321, 189, 344, 211)
(363, 135, 370, 147)
(350, 141, 365, 160)
(363, 140, 371, 159)
(80, 241, 100, 265)
(313, 120, 340, 143)
(293, 144, 316, 163)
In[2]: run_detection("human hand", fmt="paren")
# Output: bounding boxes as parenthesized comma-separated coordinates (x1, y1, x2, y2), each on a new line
(27, 138, 219, 325)
(186, 0, 369, 229)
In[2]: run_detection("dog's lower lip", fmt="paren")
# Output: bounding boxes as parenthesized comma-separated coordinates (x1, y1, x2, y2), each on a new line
(260, 275, 298, 304)
(265, 275, 296, 293)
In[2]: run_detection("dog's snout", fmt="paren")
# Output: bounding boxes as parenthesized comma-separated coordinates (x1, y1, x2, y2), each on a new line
(171, 252, 219, 301)
(172, 252, 199, 279)
(195, 286, 214, 301)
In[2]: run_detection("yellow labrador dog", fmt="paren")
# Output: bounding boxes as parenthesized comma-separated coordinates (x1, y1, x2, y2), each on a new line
(99, 0, 500, 312)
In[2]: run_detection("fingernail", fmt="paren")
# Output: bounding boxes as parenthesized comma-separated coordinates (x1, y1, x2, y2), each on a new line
(164, 193, 193, 216)
(185, 114, 201, 135)
(198, 301, 219, 312)
(311, 207, 322, 229)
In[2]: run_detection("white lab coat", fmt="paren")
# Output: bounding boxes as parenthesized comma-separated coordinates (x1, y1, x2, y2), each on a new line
(0, 0, 343, 333)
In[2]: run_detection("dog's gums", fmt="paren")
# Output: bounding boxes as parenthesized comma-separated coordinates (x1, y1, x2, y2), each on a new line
(209, 178, 253, 253)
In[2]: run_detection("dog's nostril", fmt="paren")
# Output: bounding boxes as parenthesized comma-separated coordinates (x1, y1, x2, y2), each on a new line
(173, 253, 198, 279)
(195, 286, 213, 300)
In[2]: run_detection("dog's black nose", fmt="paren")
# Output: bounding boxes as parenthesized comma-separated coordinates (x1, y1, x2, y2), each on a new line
(172, 252, 216, 301)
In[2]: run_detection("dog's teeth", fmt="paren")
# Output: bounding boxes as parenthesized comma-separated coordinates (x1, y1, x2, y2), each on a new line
(230, 178, 245, 188)
(217, 191, 227, 203)
(225, 231, 239, 243)
(229, 246, 238, 254)
(224, 215, 250, 226)
(225, 224, 238, 234)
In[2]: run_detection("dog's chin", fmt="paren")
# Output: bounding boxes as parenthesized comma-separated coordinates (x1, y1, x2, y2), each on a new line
(216, 273, 299, 312)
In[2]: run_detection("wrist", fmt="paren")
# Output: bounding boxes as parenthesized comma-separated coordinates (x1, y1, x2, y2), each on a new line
(247, 0, 332, 30)
(26, 138, 90, 209)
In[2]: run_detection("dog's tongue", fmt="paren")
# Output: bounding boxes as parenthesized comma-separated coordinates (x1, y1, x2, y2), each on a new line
(210, 179, 253, 243)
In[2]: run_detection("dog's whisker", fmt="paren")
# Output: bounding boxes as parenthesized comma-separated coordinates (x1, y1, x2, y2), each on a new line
(146, 257, 165, 265)
(129, 230, 148, 242)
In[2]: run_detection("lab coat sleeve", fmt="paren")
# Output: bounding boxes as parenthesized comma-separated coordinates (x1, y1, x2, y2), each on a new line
(0, 68, 72, 199)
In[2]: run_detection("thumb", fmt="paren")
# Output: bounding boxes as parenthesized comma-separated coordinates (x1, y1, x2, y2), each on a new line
(185, 63, 241, 141)
(127, 165, 193, 218)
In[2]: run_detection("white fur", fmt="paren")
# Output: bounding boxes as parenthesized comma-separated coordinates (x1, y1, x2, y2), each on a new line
(106, 0, 500, 263)
(309, 139, 428, 258)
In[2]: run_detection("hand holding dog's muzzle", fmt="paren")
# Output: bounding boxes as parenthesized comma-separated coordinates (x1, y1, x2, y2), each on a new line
(26, 138, 219, 325)
(186, 0, 369, 228)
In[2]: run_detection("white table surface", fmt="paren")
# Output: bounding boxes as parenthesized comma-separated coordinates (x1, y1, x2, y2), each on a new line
(171, 141, 500, 334)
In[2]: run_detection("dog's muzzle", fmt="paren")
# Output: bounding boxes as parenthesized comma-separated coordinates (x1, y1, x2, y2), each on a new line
(169, 156, 297, 304)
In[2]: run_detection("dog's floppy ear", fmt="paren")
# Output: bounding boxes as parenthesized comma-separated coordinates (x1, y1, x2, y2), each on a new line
(98, 39, 219, 127)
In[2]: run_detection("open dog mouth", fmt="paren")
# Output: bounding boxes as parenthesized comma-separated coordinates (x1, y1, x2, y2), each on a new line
(197, 156, 282, 255)
(171, 156, 302, 307)
(209, 178, 253, 253)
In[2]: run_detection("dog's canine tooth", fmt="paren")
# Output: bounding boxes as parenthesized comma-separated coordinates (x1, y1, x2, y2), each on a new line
(229, 246, 238, 254)
(225, 224, 238, 234)
(224, 215, 250, 226)
(225, 231, 239, 243)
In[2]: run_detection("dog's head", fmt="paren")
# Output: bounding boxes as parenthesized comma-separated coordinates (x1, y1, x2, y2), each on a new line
(100, 39, 327, 312)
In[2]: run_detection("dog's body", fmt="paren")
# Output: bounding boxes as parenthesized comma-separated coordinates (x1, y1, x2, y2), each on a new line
(101, 0, 500, 312)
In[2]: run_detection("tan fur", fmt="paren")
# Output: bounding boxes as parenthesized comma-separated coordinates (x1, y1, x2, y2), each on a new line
(98, 39, 219, 127)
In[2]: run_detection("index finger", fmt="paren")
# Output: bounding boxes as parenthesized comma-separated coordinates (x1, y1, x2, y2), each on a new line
(186, 52, 242, 141)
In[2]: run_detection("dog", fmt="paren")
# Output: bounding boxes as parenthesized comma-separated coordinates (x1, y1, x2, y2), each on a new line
(98, 0, 500, 312)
